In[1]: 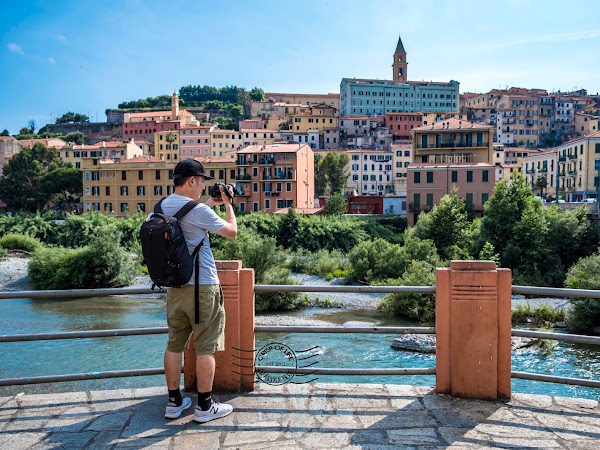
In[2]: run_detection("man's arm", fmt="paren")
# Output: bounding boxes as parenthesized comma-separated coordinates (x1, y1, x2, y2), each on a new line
(205, 185, 237, 239)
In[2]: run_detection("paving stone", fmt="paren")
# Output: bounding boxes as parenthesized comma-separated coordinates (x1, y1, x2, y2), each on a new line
(44, 414, 93, 432)
(349, 430, 389, 445)
(14, 391, 88, 408)
(86, 411, 131, 432)
(421, 393, 454, 410)
(171, 431, 221, 449)
(0, 396, 14, 408)
(490, 436, 562, 447)
(112, 436, 173, 448)
(566, 440, 600, 450)
(384, 384, 418, 396)
(31, 431, 97, 449)
(554, 396, 598, 410)
(221, 428, 283, 446)
(225, 438, 303, 450)
(300, 431, 352, 448)
(432, 409, 477, 427)
(132, 386, 164, 399)
(120, 411, 183, 438)
(511, 392, 553, 409)
(328, 395, 393, 410)
(0, 431, 46, 450)
(319, 413, 361, 430)
(389, 397, 424, 410)
(387, 427, 441, 446)
(530, 412, 600, 440)
(358, 410, 437, 429)
(84, 430, 121, 449)
(92, 398, 146, 413)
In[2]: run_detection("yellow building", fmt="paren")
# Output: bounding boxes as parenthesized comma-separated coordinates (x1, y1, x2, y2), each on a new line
(421, 112, 469, 126)
(523, 150, 557, 196)
(194, 157, 238, 202)
(154, 130, 180, 162)
(496, 164, 523, 183)
(557, 131, 600, 201)
(411, 119, 495, 164)
(392, 144, 412, 193)
(59, 140, 144, 169)
(241, 129, 281, 147)
(575, 113, 599, 136)
(81, 156, 175, 216)
(496, 94, 540, 147)
(290, 113, 339, 135)
(210, 129, 242, 157)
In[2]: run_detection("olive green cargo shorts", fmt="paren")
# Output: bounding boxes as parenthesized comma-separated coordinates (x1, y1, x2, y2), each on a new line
(166, 284, 225, 355)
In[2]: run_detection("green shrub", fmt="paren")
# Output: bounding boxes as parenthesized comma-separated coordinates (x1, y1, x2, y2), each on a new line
(379, 260, 437, 322)
(315, 249, 348, 278)
(28, 228, 135, 289)
(564, 252, 600, 333)
(214, 232, 279, 282)
(309, 296, 344, 308)
(511, 303, 565, 325)
(288, 249, 320, 274)
(0, 247, 7, 260)
(255, 267, 303, 312)
(0, 211, 58, 242)
(0, 233, 43, 252)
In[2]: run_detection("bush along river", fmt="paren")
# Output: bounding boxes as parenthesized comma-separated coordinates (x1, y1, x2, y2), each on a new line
(0, 270, 598, 399)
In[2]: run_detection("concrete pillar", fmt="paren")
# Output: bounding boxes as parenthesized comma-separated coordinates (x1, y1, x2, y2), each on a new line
(436, 261, 512, 400)
(184, 261, 255, 393)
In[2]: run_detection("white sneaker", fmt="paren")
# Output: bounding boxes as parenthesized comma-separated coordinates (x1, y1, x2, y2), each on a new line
(193, 401, 233, 423)
(164, 397, 192, 419)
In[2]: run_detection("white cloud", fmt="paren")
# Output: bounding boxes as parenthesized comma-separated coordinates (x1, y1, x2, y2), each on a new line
(49, 57, 56, 64)
(493, 30, 600, 49)
(54, 34, 67, 41)
(7, 43, 24, 55)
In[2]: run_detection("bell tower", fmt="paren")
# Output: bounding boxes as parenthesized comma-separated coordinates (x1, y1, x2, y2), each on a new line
(392, 35, 407, 82)
(171, 91, 179, 119)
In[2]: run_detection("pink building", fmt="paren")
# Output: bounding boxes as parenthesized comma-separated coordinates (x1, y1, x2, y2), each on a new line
(180, 125, 215, 159)
(407, 163, 495, 226)
(385, 112, 423, 141)
(234, 144, 315, 214)
(239, 119, 260, 130)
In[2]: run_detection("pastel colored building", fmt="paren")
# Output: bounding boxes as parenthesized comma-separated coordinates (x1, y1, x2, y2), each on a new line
(347, 148, 394, 195)
(81, 156, 175, 216)
(264, 93, 340, 110)
(0, 136, 23, 177)
(411, 119, 495, 165)
(180, 125, 215, 159)
(392, 36, 407, 82)
(58, 140, 144, 169)
(557, 131, 600, 202)
(154, 130, 180, 162)
(385, 112, 423, 141)
(495, 164, 523, 183)
(194, 157, 238, 201)
(523, 150, 557, 197)
(234, 144, 314, 214)
(407, 163, 495, 226)
(392, 143, 412, 193)
(19, 138, 67, 149)
(575, 113, 599, 136)
(210, 129, 243, 157)
(241, 129, 281, 148)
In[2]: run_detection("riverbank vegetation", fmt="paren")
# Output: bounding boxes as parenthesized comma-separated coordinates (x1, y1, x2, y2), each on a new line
(0, 174, 599, 332)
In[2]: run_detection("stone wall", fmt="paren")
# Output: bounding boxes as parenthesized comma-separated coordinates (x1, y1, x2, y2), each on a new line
(45, 122, 121, 136)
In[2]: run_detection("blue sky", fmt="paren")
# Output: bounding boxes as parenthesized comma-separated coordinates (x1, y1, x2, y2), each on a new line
(1, 0, 599, 134)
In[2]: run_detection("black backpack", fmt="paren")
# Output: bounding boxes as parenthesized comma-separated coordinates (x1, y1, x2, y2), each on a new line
(140, 198, 205, 323)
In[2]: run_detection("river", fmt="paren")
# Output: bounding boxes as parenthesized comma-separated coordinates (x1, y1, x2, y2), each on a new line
(0, 295, 599, 400)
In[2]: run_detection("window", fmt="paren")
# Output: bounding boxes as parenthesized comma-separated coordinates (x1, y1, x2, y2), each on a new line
(121, 171, 127, 181)
(155, 170, 161, 180)
(104, 203, 112, 212)
(466, 171, 473, 182)
(265, 199, 270, 209)
(413, 193, 420, 207)
(137, 203, 146, 213)
(121, 186, 128, 195)
(286, 182, 292, 192)
(426, 193, 433, 206)
(138, 170, 143, 180)
(466, 193, 473, 207)
(137, 186, 145, 196)
(451, 171, 457, 183)
(92, 186, 99, 196)
(253, 202, 259, 212)
(120, 203, 128, 213)
(92, 172, 99, 181)
(414, 172, 421, 183)
(482, 170, 489, 182)
(154, 186, 162, 196)
(426, 171, 433, 183)
(253, 183, 258, 192)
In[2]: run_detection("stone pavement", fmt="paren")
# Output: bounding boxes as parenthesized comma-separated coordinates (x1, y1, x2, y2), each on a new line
(1, 383, 599, 449)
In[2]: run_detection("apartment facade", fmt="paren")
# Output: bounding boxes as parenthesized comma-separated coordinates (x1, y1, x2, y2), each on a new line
(392, 144, 412, 194)
(210, 129, 242, 157)
(234, 144, 314, 213)
(241, 129, 281, 147)
(557, 131, 600, 202)
(347, 148, 395, 195)
(411, 119, 495, 165)
(154, 130, 180, 162)
(523, 150, 557, 197)
(407, 163, 495, 225)
(180, 125, 214, 158)
(0, 136, 23, 177)
(264, 93, 340, 110)
(385, 112, 423, 141)
(58, 140, 144, 169)
(19, 138, 67, 149)
(340, 78, 460, 117)
(81, 156, 175, 216)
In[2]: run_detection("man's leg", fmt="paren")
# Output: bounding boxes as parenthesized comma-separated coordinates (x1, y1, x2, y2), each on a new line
(196, 354, 215, 392)
(164, 350, 183, 390)
(193, 352, 233, 423)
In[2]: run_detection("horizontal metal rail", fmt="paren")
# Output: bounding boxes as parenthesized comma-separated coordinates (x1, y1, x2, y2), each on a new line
(0, 367, 176, 386)
(512, 371, 600, 389)
(0, 287, 166, 300)
(0, 327, 169, 343)
(254, 285, 436, 294)
(255, 366, 435, 376)
(512, 329, 600, 346)
(511, 285, 600, 298)
(255, 326, 435, 334)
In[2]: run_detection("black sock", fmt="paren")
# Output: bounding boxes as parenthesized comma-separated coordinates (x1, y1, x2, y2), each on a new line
(168, 388, 183, 406)
(198, 391, 213, 411)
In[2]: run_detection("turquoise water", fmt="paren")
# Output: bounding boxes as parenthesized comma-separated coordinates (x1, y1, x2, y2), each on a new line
(0, 296, 599, 400)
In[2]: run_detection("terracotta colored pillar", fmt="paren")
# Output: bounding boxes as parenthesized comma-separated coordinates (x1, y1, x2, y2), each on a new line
(184, 261, 255, 393)
(436, 261, 511, 400)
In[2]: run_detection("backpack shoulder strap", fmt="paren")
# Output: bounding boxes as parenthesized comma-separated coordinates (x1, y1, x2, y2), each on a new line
(154, 198, 166, 214)
(174, 200, 199, 220)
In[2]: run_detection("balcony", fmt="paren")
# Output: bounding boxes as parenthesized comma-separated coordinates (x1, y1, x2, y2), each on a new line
(558, 156, 567, 162)
(568, 154, 577, 160)
(237, 158, 250, 166)
(236, 174, 251, 181)
(274, 173, 293, 180)
(259, 158, 274, 165)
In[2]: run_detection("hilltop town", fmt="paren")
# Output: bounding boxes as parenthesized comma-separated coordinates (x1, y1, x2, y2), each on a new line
(1, 35, 599, 224)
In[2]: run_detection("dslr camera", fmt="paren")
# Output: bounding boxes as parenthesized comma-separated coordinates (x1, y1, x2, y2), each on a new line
(209, 183, 237, 200)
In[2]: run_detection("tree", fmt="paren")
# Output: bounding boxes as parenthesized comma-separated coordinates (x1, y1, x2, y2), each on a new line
(249, 87, 265, 102)
(42, 165, 83, 205)
(236, 88, 251, 118)
(19, 127, 30, 135)
(64, 131, 84, 145)
(314, 153, 327, 196)
(229, 104, 244, 120)
(412, 191, 470, 260)
(324, 192, 347, 215)
(27, 120, 36, 134)
(0, 143, 80, 212)
(55, 112, 90, 124)
(317, 152, 350, 195)
(0, 129, 8, 136)
(536, 174, 548, 197)
(165, 132, 177, 144)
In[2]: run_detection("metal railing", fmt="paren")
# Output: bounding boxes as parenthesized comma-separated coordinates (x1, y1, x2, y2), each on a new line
(1, 284, 599, 390)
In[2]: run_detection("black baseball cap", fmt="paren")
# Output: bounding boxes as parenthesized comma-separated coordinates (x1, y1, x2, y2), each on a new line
(173, 159, 214, 180)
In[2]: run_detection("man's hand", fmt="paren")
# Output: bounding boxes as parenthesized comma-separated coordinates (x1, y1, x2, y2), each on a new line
(205, 185, 233, 208)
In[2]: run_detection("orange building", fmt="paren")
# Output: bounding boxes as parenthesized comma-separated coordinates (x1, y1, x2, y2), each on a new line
(234, 144, 314, 213)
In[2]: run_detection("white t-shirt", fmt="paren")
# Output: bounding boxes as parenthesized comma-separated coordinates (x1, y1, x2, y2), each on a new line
(158, 194, 227, 285)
